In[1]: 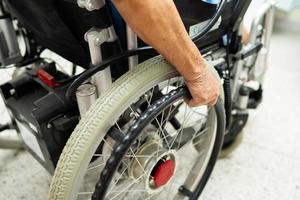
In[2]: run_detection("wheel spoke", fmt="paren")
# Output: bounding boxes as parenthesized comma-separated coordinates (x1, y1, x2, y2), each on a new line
(144, 192, 158, 200)
(154, 117, 171, 149)
(108, 173, 147, 200)
(77, 191, 93, 196)
(109, 189, 148, 194)
(171, 105, 208, 151)
(116, 122, 124, 133)
(86, 162, 105, 171)
(145, 87, 156, 108)
(108, 165, 130, 192)
(169, 104, 189, 149)
(129, 148, 147, 174)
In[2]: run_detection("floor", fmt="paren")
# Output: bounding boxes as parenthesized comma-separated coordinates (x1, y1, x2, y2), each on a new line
(202, 9, 300, 200)
(0, 8, 300, 200)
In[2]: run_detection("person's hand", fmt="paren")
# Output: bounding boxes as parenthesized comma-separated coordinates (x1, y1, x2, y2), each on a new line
(185, 64, 220, 107)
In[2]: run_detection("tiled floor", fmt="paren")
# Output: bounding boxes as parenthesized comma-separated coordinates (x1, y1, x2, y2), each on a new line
(0, 8, 300, 200)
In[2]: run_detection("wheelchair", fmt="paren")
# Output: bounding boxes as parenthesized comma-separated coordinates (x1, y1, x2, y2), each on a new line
(0, 0, 275, 199)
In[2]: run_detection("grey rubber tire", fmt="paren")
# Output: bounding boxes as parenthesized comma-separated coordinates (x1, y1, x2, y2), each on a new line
(48, 56, 180, 200)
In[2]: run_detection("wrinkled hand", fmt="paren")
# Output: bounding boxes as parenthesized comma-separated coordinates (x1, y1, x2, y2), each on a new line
(185, 64, 220, 107)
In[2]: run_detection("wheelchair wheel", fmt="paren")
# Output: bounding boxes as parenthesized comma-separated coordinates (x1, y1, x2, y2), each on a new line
(49, 56, 225, 200)
(92, 87, 225, 200)
(220, 130, 244, 158)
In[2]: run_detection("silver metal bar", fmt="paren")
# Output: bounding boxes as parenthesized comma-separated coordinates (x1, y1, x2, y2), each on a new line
(76, 84, 97, 116)
(92, 67, 112, 95)
(237, 86, 250, 110)
(77, 0, 105, 11)
(246, 0, 276, 60)
(126, 25, 139, 69)
(262, 1, 276, 52)
(248, 1, 276, 45)
(231, 24, 245, 100)
(248, 0, 276, 83)
(85, 27, 117, 96)
(0, 6, 22, 66)
(232, 59, 244, 100)
(0, 136, 23, 149)
(76, 27, 117, 116)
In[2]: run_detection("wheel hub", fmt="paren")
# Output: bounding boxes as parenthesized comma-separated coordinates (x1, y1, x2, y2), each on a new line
(128, 140, 176, 191)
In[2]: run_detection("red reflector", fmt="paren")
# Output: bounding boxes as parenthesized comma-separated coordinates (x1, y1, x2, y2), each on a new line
(153, 160, 176, 188)
(37, 69, 59, 88)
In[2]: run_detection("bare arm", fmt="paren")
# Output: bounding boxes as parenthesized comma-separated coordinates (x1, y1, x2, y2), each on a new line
(112, 0, 219, 106)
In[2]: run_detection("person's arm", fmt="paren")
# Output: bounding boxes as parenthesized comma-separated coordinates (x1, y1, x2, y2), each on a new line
(112, 0, 219, 106)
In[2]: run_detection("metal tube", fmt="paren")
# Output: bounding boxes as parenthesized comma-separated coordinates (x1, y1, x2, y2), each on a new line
(126, 25, 139, 69)
(85, 28, 113, 96)
(0, 136, 23, 149)
(249, 0, 276, 83)
(248, 1, 275, 45)
(76, 84, 97, 116)
(0, 6, 22, 65)
(231, 25, 245, 100)
(237, 86, 250, 110)
(262, 1, 276, 62)
(232, 60, 244, 100)
(245, 1, 274, 67)
(92, 67, 112, 95)
(77, 0, 105, 11)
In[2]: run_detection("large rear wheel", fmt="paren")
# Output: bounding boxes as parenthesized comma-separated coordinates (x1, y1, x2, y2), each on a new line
(92, 87, 225, 200)
(49, 56, 225, 200)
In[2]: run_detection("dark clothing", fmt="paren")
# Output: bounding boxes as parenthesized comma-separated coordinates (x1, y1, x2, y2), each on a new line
(6, 0, 112, 68)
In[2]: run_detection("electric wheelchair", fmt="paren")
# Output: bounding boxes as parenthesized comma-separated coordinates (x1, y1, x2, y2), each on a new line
(0, 0, 276, 199)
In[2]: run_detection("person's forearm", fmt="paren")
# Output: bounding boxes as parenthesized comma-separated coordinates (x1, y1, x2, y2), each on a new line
(112, 0, 206, 81)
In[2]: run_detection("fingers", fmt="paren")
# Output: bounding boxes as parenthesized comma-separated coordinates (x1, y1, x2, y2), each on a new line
(187, 95, 218, 107)
(184, 62, 220, 108)
(208, 97, 218, 107)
